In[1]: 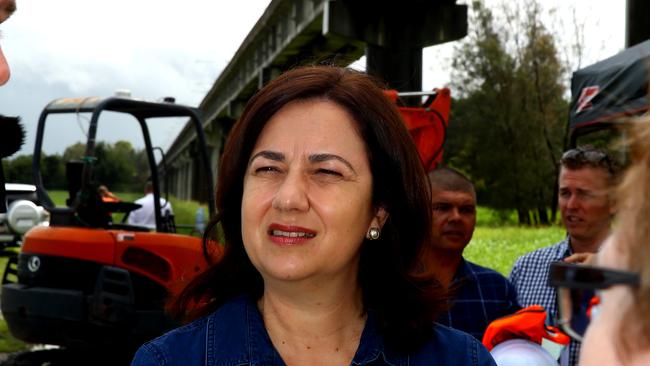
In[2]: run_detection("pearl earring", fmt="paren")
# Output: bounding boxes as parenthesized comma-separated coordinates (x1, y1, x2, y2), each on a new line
(368, 227, 380, 240)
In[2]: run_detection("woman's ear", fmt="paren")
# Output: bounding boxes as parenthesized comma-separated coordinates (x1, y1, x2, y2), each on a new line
(366, 206, 389, 240)
(371, 206, 389, 230)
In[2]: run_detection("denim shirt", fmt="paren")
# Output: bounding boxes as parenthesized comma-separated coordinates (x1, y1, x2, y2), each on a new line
(131, 296, 496, 366)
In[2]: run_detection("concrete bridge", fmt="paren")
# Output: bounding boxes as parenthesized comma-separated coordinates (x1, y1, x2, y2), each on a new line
(163, 0, 467, 202)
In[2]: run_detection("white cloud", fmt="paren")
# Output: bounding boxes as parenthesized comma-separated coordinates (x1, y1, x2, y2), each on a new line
(0, 0, 271, 155)
(0, 0, 627, 155)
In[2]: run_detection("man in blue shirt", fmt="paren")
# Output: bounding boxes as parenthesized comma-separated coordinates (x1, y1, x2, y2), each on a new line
(429, 166, 520, 340)
(510, 147, 618, 365)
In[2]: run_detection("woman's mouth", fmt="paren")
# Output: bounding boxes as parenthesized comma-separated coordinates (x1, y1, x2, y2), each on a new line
(268, 224, 317, 245)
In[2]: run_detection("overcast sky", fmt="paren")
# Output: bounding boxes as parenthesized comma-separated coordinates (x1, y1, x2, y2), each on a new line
(0, 0, 625, 156)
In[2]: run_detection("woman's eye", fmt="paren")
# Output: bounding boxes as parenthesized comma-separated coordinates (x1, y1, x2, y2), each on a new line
(316, 168, 342, 177)
(254, 166, 280, 174)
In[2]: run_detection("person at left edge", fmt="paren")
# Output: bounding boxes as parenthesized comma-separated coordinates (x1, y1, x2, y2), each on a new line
(0, 0, 17, 86)
(428, 166, 520, 340)
(131, 66, 495, 365)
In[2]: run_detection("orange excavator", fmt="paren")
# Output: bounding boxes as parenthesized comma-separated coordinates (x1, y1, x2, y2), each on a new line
(1, 96, 219, 354)
(385, 88, 451, 171)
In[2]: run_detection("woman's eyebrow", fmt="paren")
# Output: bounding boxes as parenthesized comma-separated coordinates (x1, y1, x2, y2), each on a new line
(249, 150, 284, 165)
(309, 153, 356, 173)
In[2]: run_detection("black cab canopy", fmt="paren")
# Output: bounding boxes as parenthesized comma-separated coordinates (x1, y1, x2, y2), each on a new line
(569, 39, 650, 145)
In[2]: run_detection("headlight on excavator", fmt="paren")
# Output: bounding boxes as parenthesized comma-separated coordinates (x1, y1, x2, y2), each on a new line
(7, 200, 49, 235)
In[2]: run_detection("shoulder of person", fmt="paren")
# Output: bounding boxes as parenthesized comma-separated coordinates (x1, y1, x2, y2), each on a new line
(131, 316, 210, 365)
(415, 324, 495, 365)
(132, 298, 251, 365)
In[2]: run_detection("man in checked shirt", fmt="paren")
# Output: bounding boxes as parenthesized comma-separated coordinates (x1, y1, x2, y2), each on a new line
(510, 147, 618, 366)
(429, 166, 520, 341)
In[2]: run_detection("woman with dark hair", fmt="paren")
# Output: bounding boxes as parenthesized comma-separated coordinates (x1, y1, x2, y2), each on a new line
(132, 66, 495, 365)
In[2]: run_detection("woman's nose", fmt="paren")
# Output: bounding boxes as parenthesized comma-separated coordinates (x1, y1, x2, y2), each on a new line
(271, 171, 310, 212)
(0, 45, 10, 86)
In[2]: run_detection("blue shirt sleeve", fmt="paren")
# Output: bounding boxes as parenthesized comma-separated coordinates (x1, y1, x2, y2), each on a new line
(131, 343, 164, 366)
(471, 335, 497, 366)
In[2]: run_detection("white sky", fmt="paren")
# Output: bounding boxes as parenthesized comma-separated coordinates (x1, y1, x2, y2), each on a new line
(0, 0, 625, 156)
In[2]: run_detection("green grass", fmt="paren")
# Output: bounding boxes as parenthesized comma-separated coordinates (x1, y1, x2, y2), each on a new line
(464, 226, 566, 276)
(0, 257, 30, 353)
(47, 190, 207, 236)
(0, 319, 29, 353)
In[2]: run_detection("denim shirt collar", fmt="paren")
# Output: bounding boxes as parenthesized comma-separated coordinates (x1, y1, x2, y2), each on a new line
(206, 295, 408, 366)
(351, 310, 408, 366)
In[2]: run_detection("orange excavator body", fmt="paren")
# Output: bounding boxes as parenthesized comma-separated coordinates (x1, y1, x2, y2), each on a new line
(386, 88, 451, 171)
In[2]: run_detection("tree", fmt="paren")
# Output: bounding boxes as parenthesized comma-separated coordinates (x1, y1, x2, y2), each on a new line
(5, 141, 150, 193)
(63, 140, 146, 192)
(3, 155, 32, 184)
(62, 142, 86, 162)
(445, 0, 568, 225)
(41, 154, 65, 189)
(93, 141, 139, 191)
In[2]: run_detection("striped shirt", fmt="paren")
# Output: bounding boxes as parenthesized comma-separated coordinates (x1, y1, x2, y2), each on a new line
(509, 238, 581, 366)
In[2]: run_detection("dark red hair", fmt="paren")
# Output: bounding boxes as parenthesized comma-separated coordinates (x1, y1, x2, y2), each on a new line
(169, 65, 446, 353)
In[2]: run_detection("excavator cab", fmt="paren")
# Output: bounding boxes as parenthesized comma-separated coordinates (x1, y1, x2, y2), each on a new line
(1, 96, 217, 355)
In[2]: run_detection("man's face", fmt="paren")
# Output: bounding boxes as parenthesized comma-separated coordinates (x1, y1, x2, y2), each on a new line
(431, 189, 476, 253)
(0, 0, 17, 86)
(559, 166, 614, 245)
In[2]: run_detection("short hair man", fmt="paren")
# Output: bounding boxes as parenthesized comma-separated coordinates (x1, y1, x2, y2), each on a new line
(127, 181, 173, 229)
(0, 0, 17, 86)
(429, 166, 519, 340)
(509, 147, 617, 366)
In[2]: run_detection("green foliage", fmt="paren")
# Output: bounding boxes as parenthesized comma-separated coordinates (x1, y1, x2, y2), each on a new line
(42, 154, 65, 189)
(475, 206, 519, 227)
(3, 154, 32, 184)
(5, 140, 151, 193)
(446, 0, 570, 225)
(86, 141, 149, 192)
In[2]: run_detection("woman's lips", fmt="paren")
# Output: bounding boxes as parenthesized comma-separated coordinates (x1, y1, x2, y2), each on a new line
(267, 223, 317, 245)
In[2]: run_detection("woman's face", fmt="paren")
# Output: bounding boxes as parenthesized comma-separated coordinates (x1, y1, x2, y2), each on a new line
(579, 236, 650, 365)
(241, 99, 384, 287)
